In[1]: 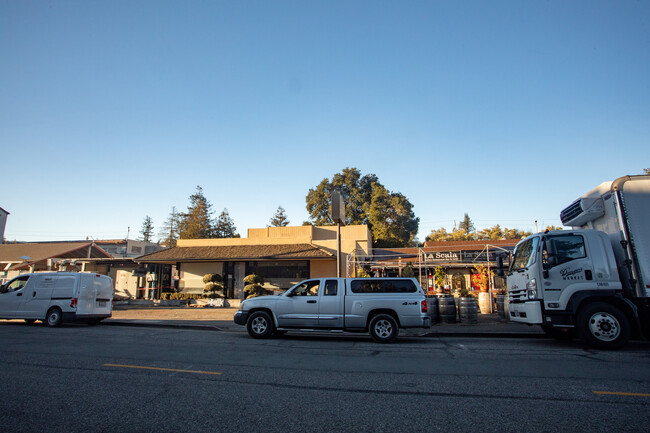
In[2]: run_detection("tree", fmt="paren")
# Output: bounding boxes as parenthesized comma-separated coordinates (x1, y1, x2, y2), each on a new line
(644, 168, 649, 175)
(503, 227, 532, 239)
(425, 228, 450, 242)
(367, 184, 419, 247)
(544, 225, 563, 232)
(243, 274, 272, 299)
(213, 209, 239, 238)
(159, 207, 180, 247)
(203, 273, 224, 298)
(179, 186, 213, 239)
(458, 213, 475, 234)
(306, 167, 378, 226)
(269, 206, 290, 227)
(476, 225, 504, 240)
(305, 168, 419, 247)
(139, 216, 154, 242)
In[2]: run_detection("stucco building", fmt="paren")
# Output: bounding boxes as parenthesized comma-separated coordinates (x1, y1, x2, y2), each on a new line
(138, 225, 372, 299)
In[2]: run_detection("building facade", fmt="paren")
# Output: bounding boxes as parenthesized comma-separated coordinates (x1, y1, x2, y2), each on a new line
(138, 225, 372, 299)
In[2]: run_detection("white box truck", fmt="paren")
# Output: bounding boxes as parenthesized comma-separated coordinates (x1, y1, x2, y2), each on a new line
(503, 175, 650, 349)
(0, 272, 113, 327)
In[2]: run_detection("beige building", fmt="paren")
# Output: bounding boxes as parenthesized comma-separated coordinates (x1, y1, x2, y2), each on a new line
(139, 225, 372, 299)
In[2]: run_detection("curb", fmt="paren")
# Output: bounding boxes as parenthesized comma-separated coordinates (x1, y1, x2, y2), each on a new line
(103, 319, 545, 338)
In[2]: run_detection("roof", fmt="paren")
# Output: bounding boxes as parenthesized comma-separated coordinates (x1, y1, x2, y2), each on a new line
(0, 242, 112, 270)
(0, 206, 9, 215)
(423, 239, 520, 248)
(137, 243, 334, 262)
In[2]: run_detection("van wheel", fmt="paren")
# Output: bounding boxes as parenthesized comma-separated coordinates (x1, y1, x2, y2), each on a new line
(246, 311, 274, 339)
(45, 308, 63, 328)
(577, 302, 630, 350)
(369, 314, 399, 343)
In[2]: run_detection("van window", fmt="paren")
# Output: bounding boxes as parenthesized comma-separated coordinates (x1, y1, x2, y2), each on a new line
(350, 279, 417, 294)
(4, 276, 30, 292)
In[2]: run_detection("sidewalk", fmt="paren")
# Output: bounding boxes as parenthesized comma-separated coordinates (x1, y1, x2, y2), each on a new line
(106, 305, 546, 338)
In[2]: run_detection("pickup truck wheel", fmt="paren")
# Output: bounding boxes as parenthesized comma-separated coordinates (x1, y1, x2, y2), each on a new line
(45, 308, 63, 328)
(577, 302, 630, 350)
(369, 314, 398, 343)
(246, 311, 274, 339)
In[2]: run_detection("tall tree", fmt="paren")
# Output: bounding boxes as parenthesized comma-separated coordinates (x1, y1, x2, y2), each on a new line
(306, 167, 378, 225)
(213, 208, 239, 238)
(139, 216, 154, 242)
(179, 186, 213, 239)
(458, 213, 475, 234)
(368, 184, 419, 247)
(269, 206, 290, 227)
(644, 168, 649, 175)
(306, 168, 418, 247)
(476, 225, 504, 240)
(159, 206, 180, 247)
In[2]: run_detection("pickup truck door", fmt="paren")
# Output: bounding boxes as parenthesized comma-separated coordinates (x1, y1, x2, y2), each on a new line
(275, 280, 320, 327)
(318, 279, 343, 327)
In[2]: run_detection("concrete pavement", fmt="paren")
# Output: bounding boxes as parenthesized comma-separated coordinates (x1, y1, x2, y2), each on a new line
(106, 304, 547, 338)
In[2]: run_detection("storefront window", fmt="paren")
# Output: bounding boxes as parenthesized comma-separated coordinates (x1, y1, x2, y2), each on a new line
(246, 261, 309, 279)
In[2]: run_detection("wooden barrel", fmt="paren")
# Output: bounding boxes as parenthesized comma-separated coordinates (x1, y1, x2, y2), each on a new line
(478, 292, 491, 314)
(437, 295, 456, 324)
(427, 296, 439, 324)
(458, 297, 478, 324)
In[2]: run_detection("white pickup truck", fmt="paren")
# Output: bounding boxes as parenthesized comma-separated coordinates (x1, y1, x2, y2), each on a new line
(234, 277, 431, 343)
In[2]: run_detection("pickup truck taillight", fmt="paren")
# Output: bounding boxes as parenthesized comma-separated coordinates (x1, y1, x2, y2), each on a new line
(421, 300, 428, 313)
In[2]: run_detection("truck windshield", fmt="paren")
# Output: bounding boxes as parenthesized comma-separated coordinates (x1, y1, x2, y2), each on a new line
(511, 237, 540, 271)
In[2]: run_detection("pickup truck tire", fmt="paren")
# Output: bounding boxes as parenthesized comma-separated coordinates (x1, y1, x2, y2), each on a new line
(369, 314, 399, 343)
(577, 302, 630, 350)
(246, 311, 274, 339)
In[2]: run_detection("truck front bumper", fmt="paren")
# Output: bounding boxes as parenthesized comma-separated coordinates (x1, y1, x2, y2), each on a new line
(509, 301, 543, 324)
(233, 310, 248, 326)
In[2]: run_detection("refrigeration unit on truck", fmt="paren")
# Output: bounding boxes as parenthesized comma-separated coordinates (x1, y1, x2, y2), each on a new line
(504, 175, 650, 349)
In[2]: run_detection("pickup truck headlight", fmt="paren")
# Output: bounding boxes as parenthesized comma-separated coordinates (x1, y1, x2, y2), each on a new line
(527, 278, 537, 300)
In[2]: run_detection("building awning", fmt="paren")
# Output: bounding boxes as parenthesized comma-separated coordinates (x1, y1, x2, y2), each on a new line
(137, 243, 334, 263)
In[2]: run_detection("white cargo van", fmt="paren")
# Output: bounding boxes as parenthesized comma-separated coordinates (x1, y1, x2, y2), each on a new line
(0, 272, 113, 327)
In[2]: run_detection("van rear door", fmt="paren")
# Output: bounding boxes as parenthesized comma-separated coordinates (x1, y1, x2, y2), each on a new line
(78, 274, 113, 317)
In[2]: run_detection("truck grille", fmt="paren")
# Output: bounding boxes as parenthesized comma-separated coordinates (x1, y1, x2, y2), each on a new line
(508, 288, 528, 303)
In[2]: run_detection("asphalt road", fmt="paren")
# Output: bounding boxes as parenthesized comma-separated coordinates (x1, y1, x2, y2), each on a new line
(0, 323, 648, 433)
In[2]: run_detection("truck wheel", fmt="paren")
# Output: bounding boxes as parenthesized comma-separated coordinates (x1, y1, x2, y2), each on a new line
(45, 308, 63, 328)
(577, 302, 630, 350)
(369, 314, 399, 343)
(246, 311, 274, 339)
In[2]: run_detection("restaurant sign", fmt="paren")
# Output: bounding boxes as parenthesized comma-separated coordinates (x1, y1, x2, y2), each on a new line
(423, 250, 510, 263)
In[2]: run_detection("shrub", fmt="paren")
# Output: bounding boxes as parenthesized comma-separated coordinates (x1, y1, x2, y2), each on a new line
(203, 273, 225, 298)
(243, 274, 272, 299)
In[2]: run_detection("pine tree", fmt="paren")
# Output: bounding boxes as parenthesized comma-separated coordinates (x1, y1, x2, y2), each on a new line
(213, 209, 239, 238)
(458, 213, 475, 234)
(269, 206, 290, 227)
(159, 207, 180, 247)
(179, 186, 213, 239)
(139, 216, 154, 242)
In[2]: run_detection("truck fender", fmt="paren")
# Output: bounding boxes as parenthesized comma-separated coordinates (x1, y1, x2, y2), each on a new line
(366, 309, 400, 329)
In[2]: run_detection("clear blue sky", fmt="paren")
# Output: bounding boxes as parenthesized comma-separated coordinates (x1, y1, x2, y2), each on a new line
(2, 1, 648, 242)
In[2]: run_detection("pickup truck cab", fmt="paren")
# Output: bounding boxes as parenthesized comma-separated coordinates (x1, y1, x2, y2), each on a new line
(234, 277, 430, 343)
